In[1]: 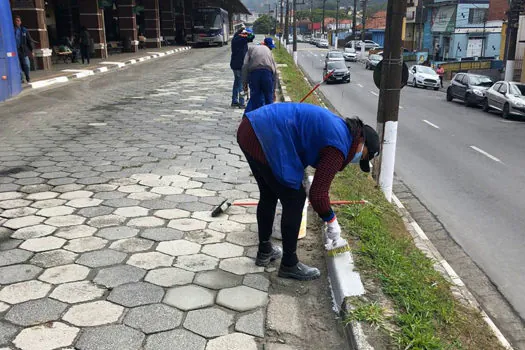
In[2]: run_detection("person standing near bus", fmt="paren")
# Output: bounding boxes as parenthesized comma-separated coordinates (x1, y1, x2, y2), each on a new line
(242, 37, 278, 113)
(230, 25, 254, 108)
(14, 15, 33, 83)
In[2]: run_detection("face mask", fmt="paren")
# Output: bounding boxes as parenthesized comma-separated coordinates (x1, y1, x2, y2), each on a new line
(351, 151, 362, 164)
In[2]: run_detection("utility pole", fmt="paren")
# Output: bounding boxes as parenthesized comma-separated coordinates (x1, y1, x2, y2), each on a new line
(285, 0, 290, 45)
(352, 0, 357, 40)
(280, 0, 284, 46)
(293, 0, 298, 63)
(322, 0, 326, 35)
(335, 0, 340, 48)
(373, 0, 407, 202)
(360, 0, 367, 41)
(504, 0, 520, 81)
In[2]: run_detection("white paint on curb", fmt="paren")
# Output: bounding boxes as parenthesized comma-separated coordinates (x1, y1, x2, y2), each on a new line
(378, 121, 398, 203)
(391, 193, 513, 350)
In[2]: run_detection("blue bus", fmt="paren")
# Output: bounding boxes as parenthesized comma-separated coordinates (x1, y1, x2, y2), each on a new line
(190, 7, 230, 47)
(0, 0, 22, 102)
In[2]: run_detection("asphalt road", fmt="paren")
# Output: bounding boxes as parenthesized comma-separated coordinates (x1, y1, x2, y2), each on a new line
(295, 43, 525, 320)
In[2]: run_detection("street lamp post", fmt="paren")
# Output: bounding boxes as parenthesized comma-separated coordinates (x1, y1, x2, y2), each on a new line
(335, 0, 340, 49)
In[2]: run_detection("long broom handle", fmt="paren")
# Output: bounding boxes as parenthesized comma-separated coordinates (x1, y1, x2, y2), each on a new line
(232, 199, 366, 206)
(299, 69, 335, 103)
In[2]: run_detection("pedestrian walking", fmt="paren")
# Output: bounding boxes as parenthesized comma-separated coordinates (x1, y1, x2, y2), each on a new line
(237, 103, 380, 281)
(13, 15, 33, 83)
(436, 64, 444, 88)
(78, 27, 91, 64)
(230, 25, 255, 108)
(242, 37, 278, 113)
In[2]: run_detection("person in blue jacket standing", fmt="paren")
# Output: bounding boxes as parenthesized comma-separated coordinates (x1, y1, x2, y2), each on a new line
(230, 26, 254, 108)
(14, 15, 33, 84)
(237, 103, 380, 280)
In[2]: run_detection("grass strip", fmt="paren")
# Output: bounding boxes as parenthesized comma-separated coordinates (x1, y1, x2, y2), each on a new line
(274, 45, 505, 350)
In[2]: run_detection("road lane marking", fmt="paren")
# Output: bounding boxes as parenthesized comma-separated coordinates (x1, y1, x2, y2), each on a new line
(422, 120, 440, 129)
(369, 91, 379, 96)
(357, 83, 363, 88)
(470, 146, 502, 163)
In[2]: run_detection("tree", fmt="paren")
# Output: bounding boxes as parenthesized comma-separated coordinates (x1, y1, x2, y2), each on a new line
(253, 14, 277, 35)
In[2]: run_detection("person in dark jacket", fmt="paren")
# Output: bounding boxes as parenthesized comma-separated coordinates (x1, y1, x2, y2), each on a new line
(79, 27, 91, 64)
(230, 26, 254, 108)
(14, 16, 33, 83)
(237, 103, 380, 281)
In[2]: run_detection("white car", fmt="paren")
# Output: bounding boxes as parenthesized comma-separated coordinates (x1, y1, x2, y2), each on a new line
(317, 39, 329, 48)
(343, 45, 357, 61)
(357, 40, 380, 50)
(325, 51, 344, 65)
(408, 65, 440, 90)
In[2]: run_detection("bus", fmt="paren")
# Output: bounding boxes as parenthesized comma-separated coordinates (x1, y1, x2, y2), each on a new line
(0, 0, 22, 102)
(190, 7, 230, 47)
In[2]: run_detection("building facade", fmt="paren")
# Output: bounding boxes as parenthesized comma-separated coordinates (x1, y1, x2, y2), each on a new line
(6, 0, 249, 71)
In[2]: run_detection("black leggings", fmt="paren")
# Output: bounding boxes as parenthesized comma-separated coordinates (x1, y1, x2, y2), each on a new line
(242, 152, 306, 267)
(80, 45, 90, 64)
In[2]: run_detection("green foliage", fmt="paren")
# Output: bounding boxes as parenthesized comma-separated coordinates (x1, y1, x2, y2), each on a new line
(253, 14, 277, 35)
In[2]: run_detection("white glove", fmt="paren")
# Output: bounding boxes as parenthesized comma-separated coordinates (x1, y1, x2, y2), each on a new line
(326, 218, 342, 241)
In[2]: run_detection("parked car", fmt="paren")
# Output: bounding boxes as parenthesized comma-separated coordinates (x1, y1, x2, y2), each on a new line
(365, 54, 383, 70)
(317, 39, 329, 48)
(369, 46, 384, 55)
(446, 73, 494, 107)
(323, 60, 351, 84)
(483, 81, 525, 119)
(325, 51, 344, 66)
(357, 40, 380, 50)
(408, 65, 440, 90)
(343, 43, 357, 61)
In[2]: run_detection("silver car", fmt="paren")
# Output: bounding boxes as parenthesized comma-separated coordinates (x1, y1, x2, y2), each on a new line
(325, 51, 344, 66)
(483, 81, 525, 119)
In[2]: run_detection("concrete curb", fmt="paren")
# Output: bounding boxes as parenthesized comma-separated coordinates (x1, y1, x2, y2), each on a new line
(28, 47, 192, 90)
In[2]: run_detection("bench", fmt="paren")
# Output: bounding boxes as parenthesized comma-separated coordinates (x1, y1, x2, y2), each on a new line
(107, 41, 123, 55)
(52, 46, 73, 64)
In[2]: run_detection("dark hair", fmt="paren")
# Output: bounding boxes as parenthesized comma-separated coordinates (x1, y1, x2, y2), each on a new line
(14, 15, 21, 20)
(344, 117, 364, 140)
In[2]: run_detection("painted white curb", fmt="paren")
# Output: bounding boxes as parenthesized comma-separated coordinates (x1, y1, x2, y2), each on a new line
(28, 46, 192, 90)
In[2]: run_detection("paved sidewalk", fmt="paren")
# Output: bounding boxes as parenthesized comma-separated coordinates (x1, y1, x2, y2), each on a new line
(0, 52, 311, 349)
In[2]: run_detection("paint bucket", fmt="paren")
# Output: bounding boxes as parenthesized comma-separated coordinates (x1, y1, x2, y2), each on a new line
(271, 200, 307, 240)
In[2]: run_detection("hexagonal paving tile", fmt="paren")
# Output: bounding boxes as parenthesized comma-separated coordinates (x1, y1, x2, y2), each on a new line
(20, 236, 66, 252)
(219, 257, 264, 275)
(145, 267, 195, 287)
(96, 226, 139, 240)
(190, 211, 227, 223)
(145, 329, 206, 350)
(25, 192, 57, 201)
(140, 227, 184, 241)
(109, 237, 153, 253)
(1, 207, 37, 218)
(30, 198, 66, 209)
(128, 216, 165, 227)
(75, 324, 145, 350)
(94, 265, 146, 288)
(13, 322, 79, 350)
(124, 304, 183, 334)
(0, 264, 42, 284)
(88, 214, 126, 228)
(36, 206, 75, 217)
(153, 208, 190, 220)
(208, 220, 245, 233)
(5, 298, 67, 326)
(108, 282, 164, 307)
(235, 309, 265, 337)
(76, 249, 127, 268)
(163, 285, 215, 311)
(0, 280, 52, 304)
(216, 286, 268, 312)
(243, 274, 270, 292)
(39, 264, 89, 284)
(202, 242, 244, 259)
(58, 190, 93, 200)
(185, 229, 225, 244)
(11, 224, 56, 239)
(183, 307, 233, 338)
(186, 188, 214, 197)
(0, 320, 18, 344)
(44, 215, 85, 227)
(55, 225, 97, 239)
(64, 237, 108, 253)
(0, 248, 33, 266)
(0, 301, 9, 312)
(167, 218, 207, 231)
(205, 332, 257, 350)
(229, 214, 257, 224)
(156, 240, 201, 257)
(127, 252, 173, 270)
(0, 192, 22, 200)
(118, 185, 147, 193)
(50, 281, 106, 303)
(194, 270, 243, 290)
(151, 186, 184, 195)
(66, 198, 103, 208)
(113, 206, 149, 218)
(225, 231, 258, 247)
(0, 199, 32, 210)
(174, 254, 218, 272)
(63, 300, 124, 326)
(3, 215, 45, 229)
(30, 249, 78, 268)
(128, 191, 161, 200)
